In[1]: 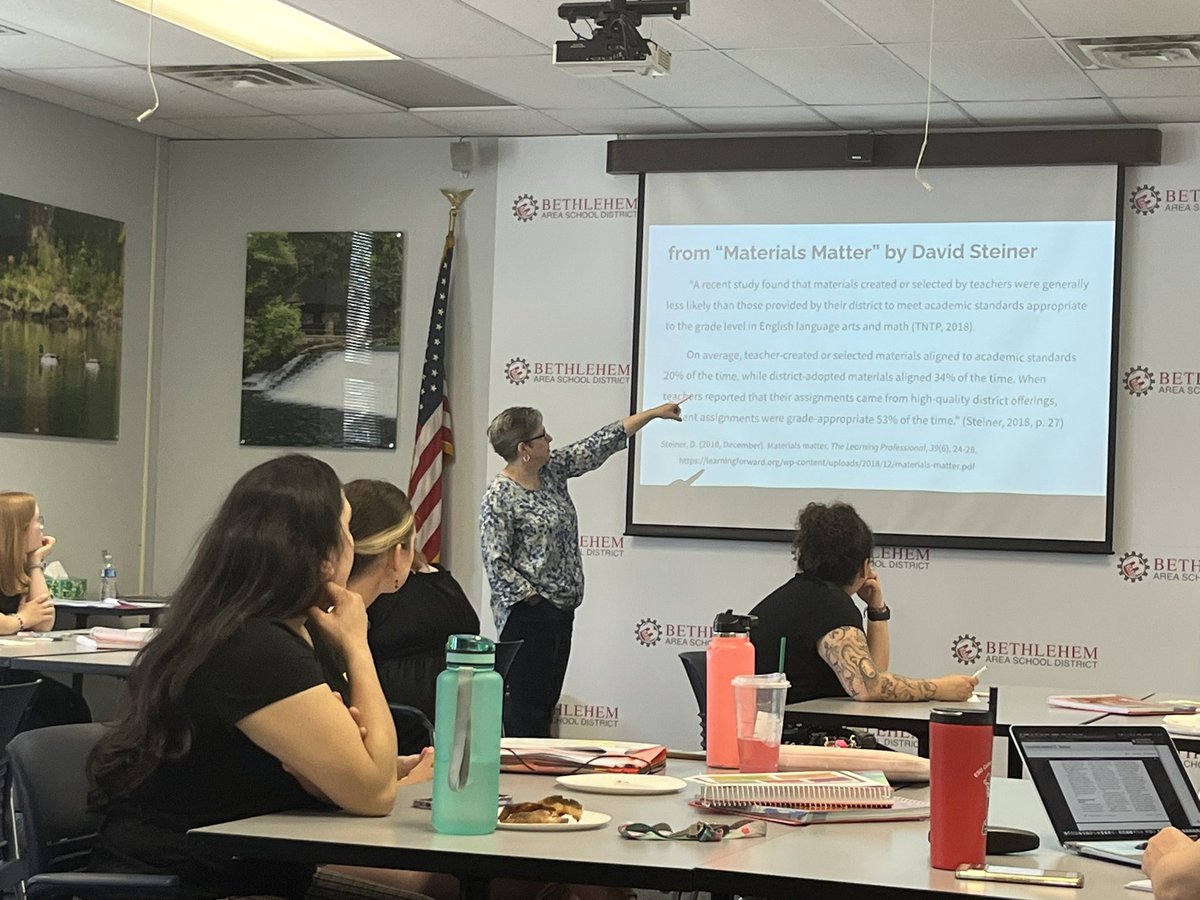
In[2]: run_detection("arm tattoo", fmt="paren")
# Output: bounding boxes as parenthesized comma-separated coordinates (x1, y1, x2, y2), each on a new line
(819, 627, 938, 701)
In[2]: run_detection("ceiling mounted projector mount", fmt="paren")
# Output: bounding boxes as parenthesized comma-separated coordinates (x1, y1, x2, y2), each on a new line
(553, 0, 690, 77)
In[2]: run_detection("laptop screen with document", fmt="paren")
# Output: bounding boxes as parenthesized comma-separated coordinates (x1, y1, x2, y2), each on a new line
(1011, 725, 1200, 843)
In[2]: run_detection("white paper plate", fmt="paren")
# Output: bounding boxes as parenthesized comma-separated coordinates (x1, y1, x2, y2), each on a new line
(554, 773, 688, 795)
(496, 809, 611, 831)
(1164, 714, 1200, 736)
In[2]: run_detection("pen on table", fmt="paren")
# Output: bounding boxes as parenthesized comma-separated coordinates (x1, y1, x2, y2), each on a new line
(971, 665, 988, 680)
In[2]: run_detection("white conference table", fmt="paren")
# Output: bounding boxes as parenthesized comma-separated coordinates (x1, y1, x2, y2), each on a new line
(192, 762, 736, 899)
(696, 777, 1135, 898)
(0, 631, 140, 687)
(53, 599, 167, 629)
(7, 648, 137, 677)
(1090, 691, 1200, 757)
(784, 685, 1134, 776)
(0, 630, 109, 662)
(190, 764, 1137, 899)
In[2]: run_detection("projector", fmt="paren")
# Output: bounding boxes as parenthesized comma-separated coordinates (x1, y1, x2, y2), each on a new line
(553, 0, 686, 77)
(553, 39, 671, 76)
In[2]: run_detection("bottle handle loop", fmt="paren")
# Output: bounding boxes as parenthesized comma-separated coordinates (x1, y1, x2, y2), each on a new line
(448, 666, 474, 792)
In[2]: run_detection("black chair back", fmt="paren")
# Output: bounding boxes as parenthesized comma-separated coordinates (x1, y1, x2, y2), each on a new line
(395, 640, 525, 753)
(494, 640, 523, 680)
(678, 651, 707, 749)
(8, 722, 106, 877)
(390, 704, 435, 756)
(0, 681, 38, 752)
(0, 680, 40, 886)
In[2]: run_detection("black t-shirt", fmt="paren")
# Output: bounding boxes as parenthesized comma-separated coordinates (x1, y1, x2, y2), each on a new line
(367, 565, 480, 722)
(91, 619, 347, 899)
(750, 572, 865, 704)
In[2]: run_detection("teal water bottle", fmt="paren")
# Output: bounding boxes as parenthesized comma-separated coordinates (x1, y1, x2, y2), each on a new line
(432, 635, 503, 835)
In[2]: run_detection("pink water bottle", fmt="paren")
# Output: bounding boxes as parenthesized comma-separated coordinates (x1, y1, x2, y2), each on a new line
(929, 707, 993, 869)
(706, 610, 756, 769)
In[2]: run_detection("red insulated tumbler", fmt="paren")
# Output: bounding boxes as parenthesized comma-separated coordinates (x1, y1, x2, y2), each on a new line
(929, 707, 993, 870)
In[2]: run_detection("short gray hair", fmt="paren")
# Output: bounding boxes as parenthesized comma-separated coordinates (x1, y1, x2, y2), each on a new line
(487, 407, 543, 462)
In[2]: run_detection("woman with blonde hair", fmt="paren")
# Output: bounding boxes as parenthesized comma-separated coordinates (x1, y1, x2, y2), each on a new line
(0, 491, 57, 634)
(345, 479, 478, 753)
(0, 491, 90, 728)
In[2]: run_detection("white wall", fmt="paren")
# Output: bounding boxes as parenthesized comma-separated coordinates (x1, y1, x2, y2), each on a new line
(152, 137, 497, 599)
(4, 85, 1198, 759)
(0, 89, 161, 592)
(488, 127, 1200, 752)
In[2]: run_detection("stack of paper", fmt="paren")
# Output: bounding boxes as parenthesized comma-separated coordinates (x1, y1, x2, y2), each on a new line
(1048, 694, 1198, 715)
(77, 626, 156, 650)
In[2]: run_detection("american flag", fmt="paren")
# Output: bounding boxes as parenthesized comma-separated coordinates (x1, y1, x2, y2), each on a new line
(407, 230, 456, 562)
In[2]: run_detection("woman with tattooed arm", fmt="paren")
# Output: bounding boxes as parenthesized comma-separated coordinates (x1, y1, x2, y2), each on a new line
(750, 502, 976, 703)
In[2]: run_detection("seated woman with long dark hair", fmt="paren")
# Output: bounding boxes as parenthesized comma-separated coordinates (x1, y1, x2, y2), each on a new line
(88, 455, 433, 900)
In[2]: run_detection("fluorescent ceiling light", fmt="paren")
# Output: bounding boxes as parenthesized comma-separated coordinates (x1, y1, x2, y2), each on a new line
(113, 0, 399, 62)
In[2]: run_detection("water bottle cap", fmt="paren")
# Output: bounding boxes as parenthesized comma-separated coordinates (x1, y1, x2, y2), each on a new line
(930, 708, 992, 726)
(445, 634, 495, 666)
(712, 609, 757, 635)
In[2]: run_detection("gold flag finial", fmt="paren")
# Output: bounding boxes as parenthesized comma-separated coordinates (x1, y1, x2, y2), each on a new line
(441, 188, 473, 233)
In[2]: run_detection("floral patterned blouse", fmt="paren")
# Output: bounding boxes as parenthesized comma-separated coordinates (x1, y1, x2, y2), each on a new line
(480, 421, 627, 633)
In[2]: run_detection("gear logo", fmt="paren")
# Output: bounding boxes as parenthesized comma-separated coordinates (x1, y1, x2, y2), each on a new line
(512, 193, 538, 222)
(951, 634, 982, 666)
(634, 618, 662, 647)
(1118, 551, 1149, 583)
(1130, 185, 1161, 215)
(1124, 366, 1154, 397)
(504, 357, 529, 385)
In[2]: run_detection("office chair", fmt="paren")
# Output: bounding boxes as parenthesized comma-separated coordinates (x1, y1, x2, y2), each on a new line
(7, 722, 183, 899)
(0, 681, 40, 890)
(678, 651, 706, 750)
(391, 640, 524, 754)
(390, 703, 435, 756)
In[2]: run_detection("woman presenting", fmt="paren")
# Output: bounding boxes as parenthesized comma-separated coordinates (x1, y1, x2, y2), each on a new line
(481, 402, 682, 737)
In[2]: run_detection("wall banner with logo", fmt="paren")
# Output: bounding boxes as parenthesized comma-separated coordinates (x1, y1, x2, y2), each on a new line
(487, 128, 1200, 761)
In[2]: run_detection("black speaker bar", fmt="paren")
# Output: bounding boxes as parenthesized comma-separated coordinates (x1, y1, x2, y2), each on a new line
(607, 129, 1162, 173)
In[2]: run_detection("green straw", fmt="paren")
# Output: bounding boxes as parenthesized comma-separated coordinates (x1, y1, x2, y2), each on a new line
(777, 636, 787, 674)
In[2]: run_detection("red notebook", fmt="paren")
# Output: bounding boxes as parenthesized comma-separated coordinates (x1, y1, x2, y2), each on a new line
(499, 738, 667, 775)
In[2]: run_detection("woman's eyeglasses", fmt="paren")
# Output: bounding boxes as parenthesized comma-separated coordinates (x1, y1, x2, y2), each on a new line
(526, 432, 548, 443)
(35, 515, 44, 528)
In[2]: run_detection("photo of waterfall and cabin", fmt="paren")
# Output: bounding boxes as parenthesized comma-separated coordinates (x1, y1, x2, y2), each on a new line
(239, 230, 403, 449)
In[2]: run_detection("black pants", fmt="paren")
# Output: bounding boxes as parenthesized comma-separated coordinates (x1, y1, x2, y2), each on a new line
(499, 599, 575, 738)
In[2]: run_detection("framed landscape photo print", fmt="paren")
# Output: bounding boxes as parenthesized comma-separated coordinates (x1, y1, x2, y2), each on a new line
(240, 230, 403, 449)
(0, 192, 124, 441)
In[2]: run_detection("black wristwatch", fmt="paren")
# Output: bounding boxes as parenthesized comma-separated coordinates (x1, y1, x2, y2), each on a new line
(866, 605, 891, 621)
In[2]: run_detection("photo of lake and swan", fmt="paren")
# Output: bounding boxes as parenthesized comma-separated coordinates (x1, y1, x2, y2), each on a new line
(0, 192, 124, 441)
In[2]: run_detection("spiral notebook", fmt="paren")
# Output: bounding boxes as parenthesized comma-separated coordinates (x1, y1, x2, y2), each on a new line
(689, 770, 893, 810)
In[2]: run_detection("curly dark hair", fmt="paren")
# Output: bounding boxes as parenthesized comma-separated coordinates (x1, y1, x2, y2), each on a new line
(792, 501, 873, 586)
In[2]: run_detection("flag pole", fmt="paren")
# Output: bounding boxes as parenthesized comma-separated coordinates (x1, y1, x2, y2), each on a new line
(441, 188, 472, 237)
(409, 188, 472, 564)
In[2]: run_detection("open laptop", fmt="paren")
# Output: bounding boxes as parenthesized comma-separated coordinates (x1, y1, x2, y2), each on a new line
(1011, 724, 1200, 867)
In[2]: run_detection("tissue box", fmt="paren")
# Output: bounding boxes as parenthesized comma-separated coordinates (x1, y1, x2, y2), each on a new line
(47, 577, 87, 600)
